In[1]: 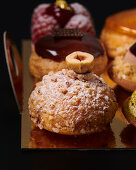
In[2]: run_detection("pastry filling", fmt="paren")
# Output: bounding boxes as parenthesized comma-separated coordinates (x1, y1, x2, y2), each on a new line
(112, 56, 136, 81)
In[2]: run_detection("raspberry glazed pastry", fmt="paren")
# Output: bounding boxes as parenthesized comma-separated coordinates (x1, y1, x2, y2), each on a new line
(100, 9, 136, 58)
(29, 29, 108, 82)
(108, 42, 136, 91)
(31, 0, 96, 43)
(28, 52, 118, 135)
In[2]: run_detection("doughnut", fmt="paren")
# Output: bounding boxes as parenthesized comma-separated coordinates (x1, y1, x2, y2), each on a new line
(28, 67, 118, 135)
(100, 9, 136, 58)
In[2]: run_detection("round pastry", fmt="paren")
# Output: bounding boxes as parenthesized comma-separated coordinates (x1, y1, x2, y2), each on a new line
(29, 29, 108, 81)
(122, 90, 136, 127)
(31, 0, 95, 43)
(28, 53, 118, 135)
(108, 43, 136, 91)
(100, 9, 136, 58)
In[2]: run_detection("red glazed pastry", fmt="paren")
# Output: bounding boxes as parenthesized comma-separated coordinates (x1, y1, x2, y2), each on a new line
(31, 0, 96, 43)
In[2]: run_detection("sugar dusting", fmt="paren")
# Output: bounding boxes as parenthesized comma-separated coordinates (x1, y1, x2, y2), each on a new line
(29, 69, 117, 134)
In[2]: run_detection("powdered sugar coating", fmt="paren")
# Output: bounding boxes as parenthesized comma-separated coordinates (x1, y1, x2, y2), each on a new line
(70, 3, 91, 17)
(29, 69, 118, 135)
(31, 4, 50, 25)
(31, 2, 95, 43)
(66, 14, 94, 34)
(31, 14, 59, 43)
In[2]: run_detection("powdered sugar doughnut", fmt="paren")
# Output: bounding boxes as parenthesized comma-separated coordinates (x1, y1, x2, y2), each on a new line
(28, 69, 118, 135)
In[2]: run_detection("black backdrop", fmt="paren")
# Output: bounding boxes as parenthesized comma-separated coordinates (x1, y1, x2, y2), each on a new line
(1, 0, 136, 170)
(1, 0, 136, 45)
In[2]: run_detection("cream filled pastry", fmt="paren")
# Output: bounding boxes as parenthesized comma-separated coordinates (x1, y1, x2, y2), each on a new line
(29, 29, 108, 81)
(108, 42, 136, 91)
(101, 9, 136, 58)
(31, 0, 96, 43)
(28, 53, 117, 135)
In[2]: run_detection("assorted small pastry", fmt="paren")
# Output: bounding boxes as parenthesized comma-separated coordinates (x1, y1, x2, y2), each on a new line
(29, 29, 108, 81)
(26, 0, 136, 145)
(108, 42, 136, 91)
(101, 9, 136, 58)
(28, 52, 118, 135)
(31, 0, 96, 43)
(122, 90, 136, 127)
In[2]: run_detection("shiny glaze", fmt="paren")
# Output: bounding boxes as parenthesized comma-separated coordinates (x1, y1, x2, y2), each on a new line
(46, 3, 74, 27)
(105, 9, 136, 37)
(35, 33, 104, 62)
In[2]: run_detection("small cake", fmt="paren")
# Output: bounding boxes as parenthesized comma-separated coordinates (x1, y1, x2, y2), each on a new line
(31, 0, 96, 43)
(29, 29, 108, 82)
(123, 90, 136, 127)
(28, 52, 118, 135)
(108, 43, 136, 91)
(100, 9, 136, 58)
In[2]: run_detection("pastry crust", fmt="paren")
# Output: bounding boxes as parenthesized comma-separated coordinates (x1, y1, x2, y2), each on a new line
(108, 56, 136, 91)
(101, 29, 136, 58)
(29, 41, 108, 81)
(100, 9, 136, 58)
(28, 69, 118, 135)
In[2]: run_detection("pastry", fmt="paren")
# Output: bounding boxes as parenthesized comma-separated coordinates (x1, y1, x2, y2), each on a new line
(28, 52, 118, 135)
(31, 0, 95, 43)
(100, 9, 136, 58)
(122, 90, 136, 127)
(29, 29, 108, 81)
(108, 42, 136, 91)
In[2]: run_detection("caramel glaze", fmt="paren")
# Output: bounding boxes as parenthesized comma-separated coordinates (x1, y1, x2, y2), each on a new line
(105, 9, 136, 37)
(35, 33, 104, 62)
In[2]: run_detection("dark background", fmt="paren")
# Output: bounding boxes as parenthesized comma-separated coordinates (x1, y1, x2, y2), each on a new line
(1, 0, 136, 170)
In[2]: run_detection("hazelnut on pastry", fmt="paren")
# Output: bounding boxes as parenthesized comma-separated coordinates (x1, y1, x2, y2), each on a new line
(108, 42, 136, 92)
(29, 29, 108, 82)
(28, 52, 118, 135)
(100, 9, 136, 58)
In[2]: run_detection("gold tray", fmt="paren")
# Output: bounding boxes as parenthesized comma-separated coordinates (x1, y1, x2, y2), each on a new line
(21, 40, 136, 149)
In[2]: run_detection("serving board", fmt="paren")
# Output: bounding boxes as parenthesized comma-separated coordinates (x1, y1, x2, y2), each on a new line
(21, 40, 136, 149)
